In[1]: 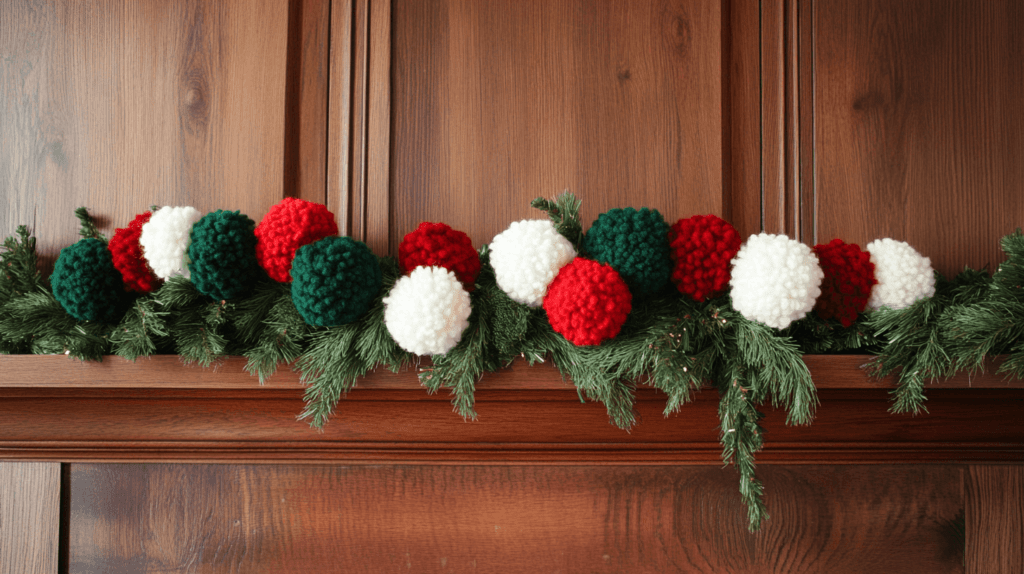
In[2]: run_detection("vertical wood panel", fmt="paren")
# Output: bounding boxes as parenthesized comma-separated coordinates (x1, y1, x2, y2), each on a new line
(0, 462, 59, 574)
(724, 0, 762, 239)
(813, 0, 1024, 276)
(0, 0, 295, 262)
(327, 0, 354, 235)
(68, 464, 965, 573)
(966, 466, 1024, 573)
(284, 0, 331, 204)
(364, 0, 391, 255)
(390, 0, 724, 252)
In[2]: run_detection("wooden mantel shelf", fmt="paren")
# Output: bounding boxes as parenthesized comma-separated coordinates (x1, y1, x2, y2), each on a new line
(0, 355, 1022, 464)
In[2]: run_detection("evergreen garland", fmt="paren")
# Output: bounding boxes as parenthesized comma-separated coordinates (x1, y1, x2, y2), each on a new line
(2, 200, 1024, 533)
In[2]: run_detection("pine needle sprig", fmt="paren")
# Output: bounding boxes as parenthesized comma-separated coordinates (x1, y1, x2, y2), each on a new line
(865, 272, 956, 415)
(156, 277, 230, 367)
(0, 288, 112, 360)
(716, 360, 768, 531)
(785, 312, 880, 354)
(296, 326, 366, 429)
(1, 226, 43, 302)
(74, 207, 104, 242)
(110, 295, 169, 361)
(241, 288, 307, 384)
(530, 191, 584, 250)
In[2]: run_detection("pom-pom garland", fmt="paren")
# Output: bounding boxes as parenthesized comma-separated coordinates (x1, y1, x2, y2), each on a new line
(583, 207, 672, 297)
(488, 219, 577, 307)
(543, 257, 632, 346)
(866, 238, 936, 311)
(139, 206, 203, 280)
(291, 236, 382, 327)
(730, 234, 824, 329)
(383, 266, 472, 355)
(255, 198, 339, 283)
(187, 210, 261, 301)
(51, 238, 127, 323)
(668, 214, 742, 302)
(109, 211, 161, 293)
(398, 222, 480, 291)
(813, 239, 876, 327)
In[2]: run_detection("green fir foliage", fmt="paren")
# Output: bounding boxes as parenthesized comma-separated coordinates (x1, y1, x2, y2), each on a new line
(156, 276, 232, 367)
(530, 191, 584, 250)
(75, 207, 104, 242)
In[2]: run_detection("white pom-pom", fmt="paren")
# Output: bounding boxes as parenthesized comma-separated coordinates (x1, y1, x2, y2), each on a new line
(729, 233, 824, 329)
(865, 238, 935, 310)
(489, 219, 577, 307)
(140, 206, 203, 280)
(383, 266, 472, 355)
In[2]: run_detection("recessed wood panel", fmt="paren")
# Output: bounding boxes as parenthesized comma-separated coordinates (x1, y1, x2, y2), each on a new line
(389, 0, 724, 253)
(0, 462, 60, 574)
(68, 464, 964, 573)
(966, 465, 1024, 573)
(0, 0, 328, 262)
(813, 0, 1024, 276)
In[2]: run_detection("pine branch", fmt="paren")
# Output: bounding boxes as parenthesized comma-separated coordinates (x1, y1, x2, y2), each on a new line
(241, 289, 307, 384)
(716, 361, 768, 532)
(0, 288, 112, 360)
(74, 207, 104, 242)
(156, 277, 230, 367)
(1, 226, 43, 303)
(110, 295, 169, 361)
(296, 326, 366, 429)
(531, 191, 584, 250)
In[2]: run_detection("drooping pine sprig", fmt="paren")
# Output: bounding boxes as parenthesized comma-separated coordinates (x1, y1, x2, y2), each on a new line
(297, 256, 411, 428)
(716, 361, 768, 532)
(231, 281, 308, 383)
(74, 207, 104, 242)
(531, 191, 584, 250)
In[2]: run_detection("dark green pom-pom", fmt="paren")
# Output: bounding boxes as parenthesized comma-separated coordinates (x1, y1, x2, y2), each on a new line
(291, 236, 382, 326)
(188, 210, 260, 300)
(582, 207, 672, 297)
(52, 238, 126, 322)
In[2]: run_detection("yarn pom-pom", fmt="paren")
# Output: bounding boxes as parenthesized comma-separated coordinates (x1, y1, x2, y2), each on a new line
(865, 238, 936, 311)
(109, 211, 161, 293)
(543, 258, 632, 346)
(255, 198, 339, 283)
(383, 266, 472, 355)
(583, 207, 672, 297)
(398, 222, 480, 290)
(52, 238, 127, 323)
(730, 234, 823, 329)
(488, 219, 577, 307)
(813, 239, 876, 326)
(187, 210, 261, 300)
(668, 214, 742, 301)
(291, 236, 382, 326)
(139, 206, 202, 280)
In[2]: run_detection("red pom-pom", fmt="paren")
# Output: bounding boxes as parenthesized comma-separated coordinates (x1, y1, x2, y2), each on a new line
(398, 222, 480, 290)
(109, 211, 161, 293)
(812, 239, 877, 327)
(543, 258, 632, 346)
(255, 198, 339, 282)
(668, 214, 742, 302)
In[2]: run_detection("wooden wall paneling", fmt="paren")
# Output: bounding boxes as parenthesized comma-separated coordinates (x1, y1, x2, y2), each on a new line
(284, 0, 331, 204)
(389, 0, 725, 253)
(327, 0, 355, 235)
(0, 0, 307, 263)
(813, 0, 1024, 276)
(965, 465, 1024, 573)
(67, 464, 965, 573)
(0, 462, 60, 574)
(364, 0, 392, 255)
(724, 0, 762, 239)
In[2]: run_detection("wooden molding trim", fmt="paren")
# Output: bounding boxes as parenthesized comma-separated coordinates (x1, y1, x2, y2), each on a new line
(0, 355, 1021, 464)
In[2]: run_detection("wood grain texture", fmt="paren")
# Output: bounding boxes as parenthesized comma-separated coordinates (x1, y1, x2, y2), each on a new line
(0, 462, 59, 574)
(0, 0, 295, 263)
(813, 0, 1024, 276)
(724, 0, 762, 239)
(327, 0, 354, 235)
(284, 0, 331, 204)
(966, 465, 1024, 573)
(2, 354, 1021, 391)
(67, 463, 965, 573)
(389, 0, 724, 253)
